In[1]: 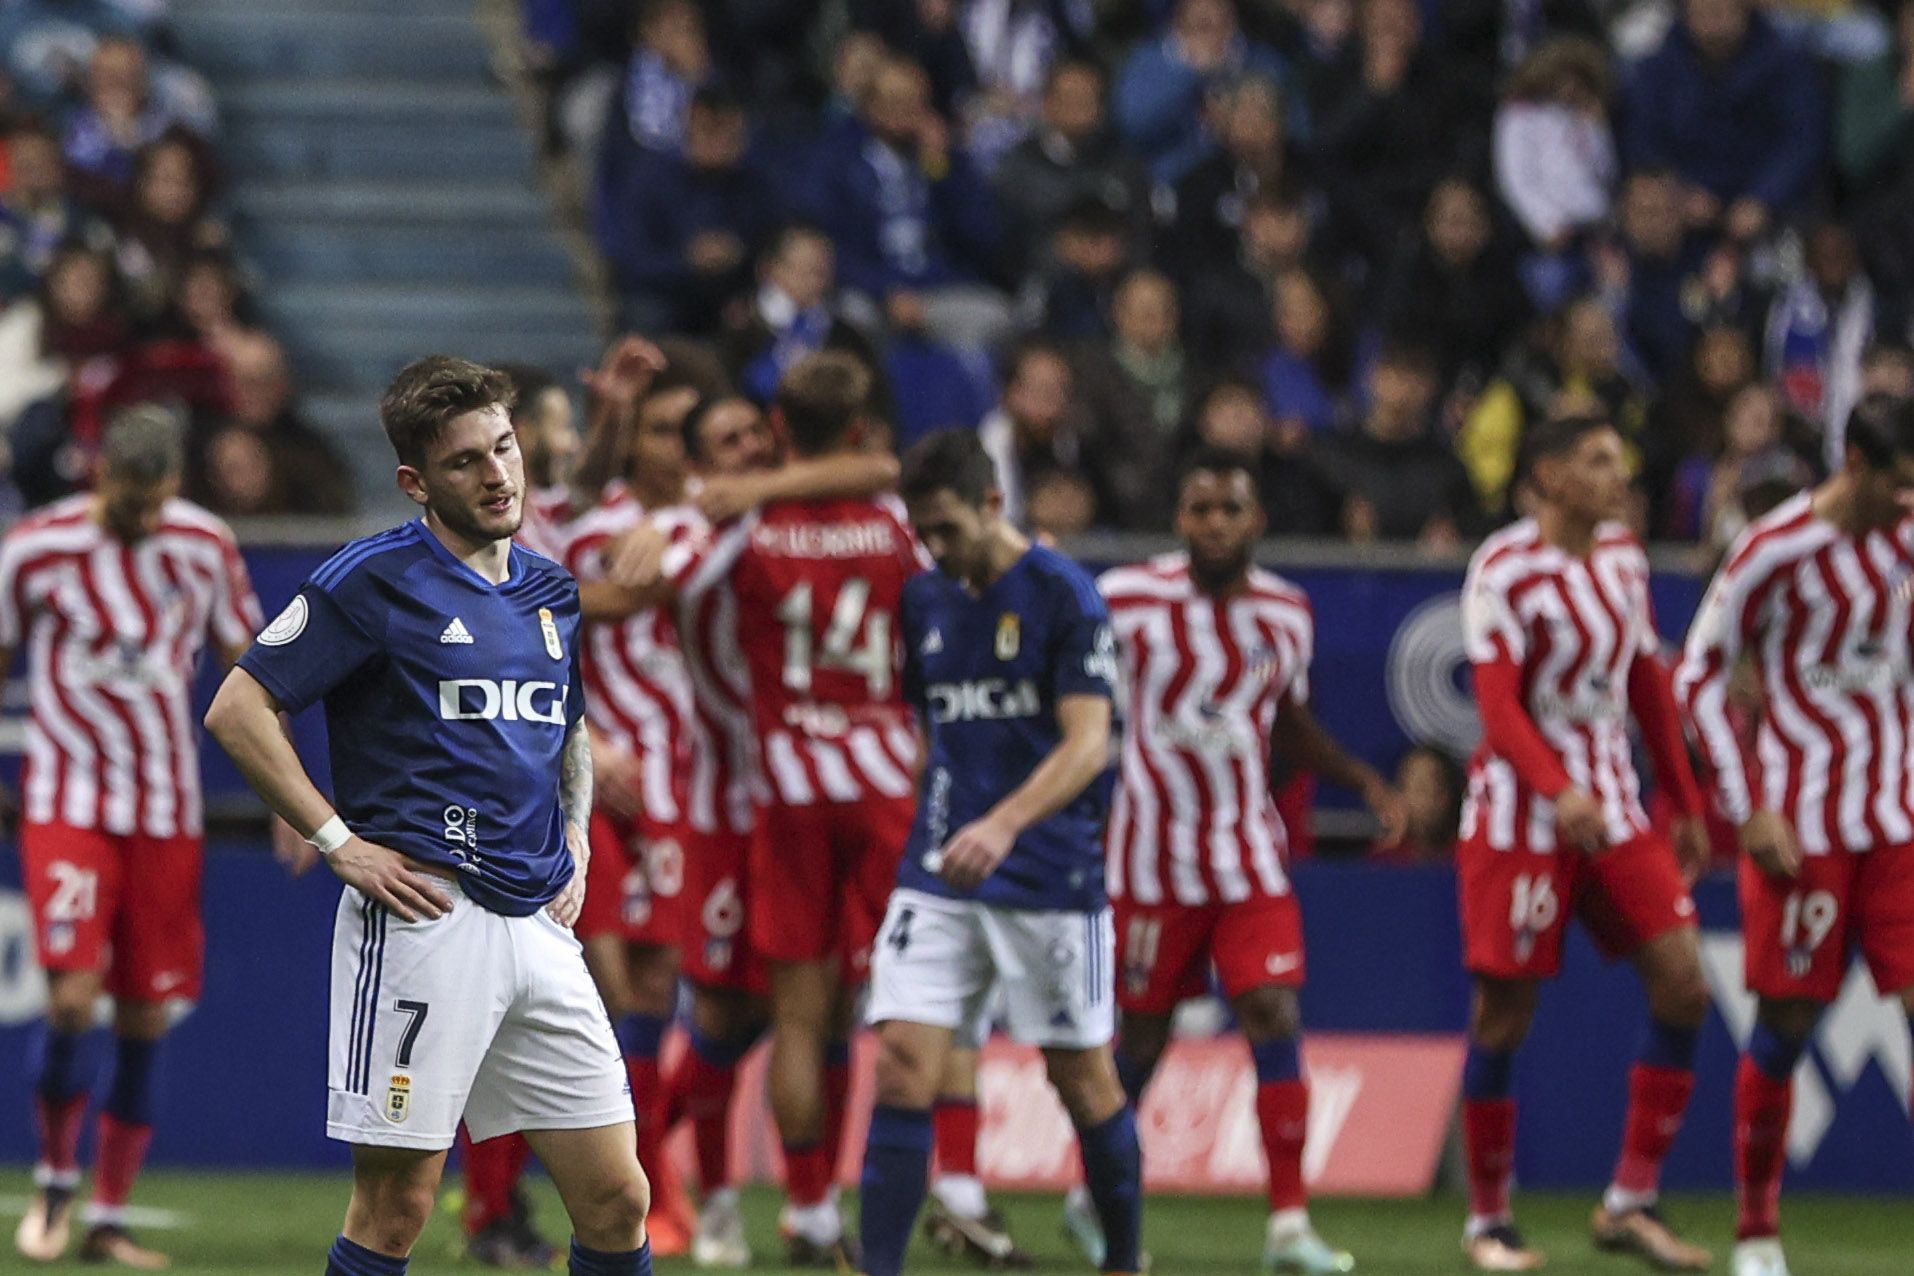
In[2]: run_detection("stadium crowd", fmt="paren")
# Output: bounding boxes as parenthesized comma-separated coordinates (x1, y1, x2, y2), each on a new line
(0, 1, 353, 521)
(537, 0, 1914, 549)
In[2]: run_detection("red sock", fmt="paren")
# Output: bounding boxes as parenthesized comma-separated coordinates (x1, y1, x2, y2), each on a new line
(34, 1093, 88, 1176)
(1257, 1079, 1310, 1212)
(821, 1047, 851, 1183)
(664, 1045, 740, 1190)
(1612, 1063, 1695, 1196)
(1735, 1056, 1792, 1240)
(627, 1053, 665, 1182)
(90, 1113, 152, 1211)
(933, 1100, 980, 1178)
(1463, 1098, 1517, 1221)
(785, 1142, 833, 1207)
(460, 1127, 529, 1234)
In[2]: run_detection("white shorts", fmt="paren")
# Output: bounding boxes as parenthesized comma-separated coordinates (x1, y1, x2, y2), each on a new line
(866, 889, 1114, 1051)
(327, 881, 633, 1149)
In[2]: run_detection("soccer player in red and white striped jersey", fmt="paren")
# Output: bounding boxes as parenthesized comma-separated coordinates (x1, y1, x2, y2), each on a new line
(1675, 394, 1914, 1276)
(1457, 416, 1712, 1273)
(8, 408, 265, 1268)
(1096, 447, 1401, 1274)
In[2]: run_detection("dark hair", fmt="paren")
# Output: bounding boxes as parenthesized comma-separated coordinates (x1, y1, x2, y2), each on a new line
(1372, 339, 1439, 382)
(901, 428, 998, 508)
(1844, 393, 1914, 468)
(131, 126, 217, 217)
(691, 84, 744, 117)
(1518, 412, 1614, 481)
(775, 351, 870, 457)
(1005, 338, 1069, 385)
(380, 355, 517, 468)
(1179, 444, 1257, 489)
(495, 363, 559, 422)
(7, 113, 59, 147)
(682, 393, 755, 461)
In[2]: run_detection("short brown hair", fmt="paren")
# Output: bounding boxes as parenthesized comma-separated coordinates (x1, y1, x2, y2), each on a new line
(380, 355, 516, 468)
(776, 352, 871, 457)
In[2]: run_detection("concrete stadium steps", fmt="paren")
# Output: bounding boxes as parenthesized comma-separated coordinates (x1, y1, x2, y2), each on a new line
(286, 324, 592, 393)
(243, 222, 574, 288)
(221, 119, 538, 184)
(170, 11, 494, 81)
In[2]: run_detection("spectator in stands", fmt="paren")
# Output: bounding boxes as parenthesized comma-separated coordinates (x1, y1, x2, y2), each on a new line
(978, 339, 1111, 530)
(883, 310, 993, 448)
(1314, 0, 1469, 271)
(1842, 0, 1914, 330)
(1764, 219, 1875, 450)
(1185, 185, 1325, 368)
(115, 128, 227, 323)
(620, 0, 712, 154)
(9, 243, 130, 504)
(1019, 194, 1131, 342)
(191, 330, 351, 515)
(1114, 0, 1291, 184)
(1861, 338, 1914, 400)
(1665, 382, 1804, 546)
(1075, 268, 1196, 520)
(1442, 0, 1605, 140)
(810, 56, 1011, 352)
(169, 250, 253, 360)
(1370, 743, 1462, 863)
(1376, 176, 1531, 399)
(1178, 373, 1339, 534)
(1260, 267, 1355, 438)
(1315, 341, 1474, 544)
(1492, 38, 1616, 308)
(1624, 0, 1826, 243)
(596, 87, 771, 334)
(62, 36, 202, 206)
(1460, 296, 1646, 518)
(0, 115, 113, 301)
(1594, 169, 1711, 386)
(723, 224, 881, 407)
(1164, 76, 1302, 286)
(994, 59, 1150, 275)
(1644, 321, 1759, 516)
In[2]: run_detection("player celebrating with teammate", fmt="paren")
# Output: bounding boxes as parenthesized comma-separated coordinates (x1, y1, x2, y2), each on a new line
(8, 407, 267, 1268)
(1096, 447, 1404, 1275)
(205, 357, 654, 1276)
(1457, 415, 1713, 1272)
(856, 427, 1143, 1276)
(1676, 393, 1914, 1276)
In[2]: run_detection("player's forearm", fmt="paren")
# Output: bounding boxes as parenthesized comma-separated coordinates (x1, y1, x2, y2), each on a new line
(1272, 695, 1386, 795)
(758, 452, 899, 504)
(559, 719, 593, 838)
(1628, 653, 1705, 818)
(204, 668, 338, 836)
(577, 578, 650, 623)
(983, 697, 1110, 836)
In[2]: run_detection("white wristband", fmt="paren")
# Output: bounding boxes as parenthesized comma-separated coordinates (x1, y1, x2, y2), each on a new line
(307, 815, 350, 856)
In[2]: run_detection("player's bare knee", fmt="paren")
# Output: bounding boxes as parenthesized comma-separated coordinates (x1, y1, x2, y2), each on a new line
(873, 1026, 942, 1108)
(113, 999, 170, 1040)
(571, 1167, 650, 1249)
(1044, 1047, 1125, 1127)
(1470, 978, 1538, 1051)
(1757, 997, 1822, 1043)
(625, 944, 680, 1014)
(1648, 965, 1711, 1029)
(349, 1178, 436, 1253)
(1116, 1013, 1171, 1075)
(1234, 986, 1301, 1041)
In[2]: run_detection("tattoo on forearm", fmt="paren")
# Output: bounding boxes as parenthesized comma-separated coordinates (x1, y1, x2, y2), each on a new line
(560, 721, 593, 835)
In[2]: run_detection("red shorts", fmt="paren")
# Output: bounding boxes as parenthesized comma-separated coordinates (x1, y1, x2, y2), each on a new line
(1740, 845, 1914, 1003)
(747, 795, 913, 983)
(1114, 891, 1305, 1014)
(680, 826, 766, 995)
(21, 820, 204, 1001)
(577, 810, 685, 947)
(1459, 830, 1696, 980)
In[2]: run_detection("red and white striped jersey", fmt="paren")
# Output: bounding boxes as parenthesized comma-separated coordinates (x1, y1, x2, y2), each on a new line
(0, 494, 262, 836)
(1099, 554, 1312, 906)
(1676, 492, 1914, 856)
(660, 501, 758, 837)
(1461, 519, 1658, 852)
(515, 484, 575, 560)
(556, 484, 697, 827)
(666, 497, 922, 809)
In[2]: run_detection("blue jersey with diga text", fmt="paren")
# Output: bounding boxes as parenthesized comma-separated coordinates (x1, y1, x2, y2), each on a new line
(238, 519, 585, 916)
(898, 544, 1116, 912)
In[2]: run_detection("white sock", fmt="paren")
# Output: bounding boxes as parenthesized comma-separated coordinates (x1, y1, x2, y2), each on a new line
(1065, 1184, 1094, 1213)
(702, 1186, 740, 1214)
(932, 1174, 989, 1221)
(1465, 1212, 1513, 1241)
(1603, 1184, 1657, 1215)
(1267, 1207, 1312, 1240)
(783, 1198, 842, 1245)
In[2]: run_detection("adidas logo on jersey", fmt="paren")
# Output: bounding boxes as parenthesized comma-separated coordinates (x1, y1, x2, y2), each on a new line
(439, 617, 474, 645)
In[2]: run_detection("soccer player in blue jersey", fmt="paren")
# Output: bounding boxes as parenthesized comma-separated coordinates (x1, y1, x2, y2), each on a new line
(203, 357, 653, 1276)
(857, 428, 1143, 1276)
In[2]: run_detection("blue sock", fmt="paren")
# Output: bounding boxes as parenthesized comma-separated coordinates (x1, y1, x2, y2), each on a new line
(1077, 1108, 1142, 1273)
(35, 1025, 89, 1103)
(616, 1013, 668, 1062)
(1638, 1019, 1699, 1072)
(858, 1105, 933, 1276)
(1463, 1044, 1515, 1100)
(1114, 1044, 1153, 1107)
(326, 1235, 407, 1275)
(570, 1239, 652, 1275)
(689, 1024, 759, 1069)
(104, 1036, 160, 1125)
(1250, 1037, 1302, 1082)
(1748, 1023, 1809, 1081)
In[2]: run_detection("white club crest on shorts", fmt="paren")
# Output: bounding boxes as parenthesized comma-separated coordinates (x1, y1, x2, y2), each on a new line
(257, 595, 309, 646)
(538, 607, 563, 660)
(386, 1074, 411, 1123)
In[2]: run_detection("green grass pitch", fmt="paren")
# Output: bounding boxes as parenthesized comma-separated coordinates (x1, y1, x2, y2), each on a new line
(4, 1173, 1909, 1274)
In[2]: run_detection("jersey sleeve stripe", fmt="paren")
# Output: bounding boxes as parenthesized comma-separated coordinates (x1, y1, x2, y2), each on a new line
(312, 526, 416, 591)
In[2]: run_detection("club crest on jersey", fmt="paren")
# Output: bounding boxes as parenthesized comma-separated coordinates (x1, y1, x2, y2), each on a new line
(538, 607, 563, 660)
(385, 1075, 411, 1124)
(995, 613, 1020, 660)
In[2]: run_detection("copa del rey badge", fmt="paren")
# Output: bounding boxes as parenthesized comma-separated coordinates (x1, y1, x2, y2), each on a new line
(538, 607, 563, 660)
(385, 1074, 411, 1124)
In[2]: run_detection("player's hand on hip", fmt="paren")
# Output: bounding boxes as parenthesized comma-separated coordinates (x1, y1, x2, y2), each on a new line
(1739, 809, 1801, 879)
(938, 816, 1015, 891)
(328, 837, 452, 922)
(1363, 776, 1409, 846)
(1553, 787, 1608, 852)
(1671, 814, 1712, 883)
(546, 822, 591, 928)
(271, 816, 320, 877)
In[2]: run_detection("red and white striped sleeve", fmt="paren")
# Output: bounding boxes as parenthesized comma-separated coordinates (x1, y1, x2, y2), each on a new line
(1675, 530, 1773, 827)
(1462, 545, 1527, 665)
(210, 518, 264, 651)
(0, 528, 28, 650)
